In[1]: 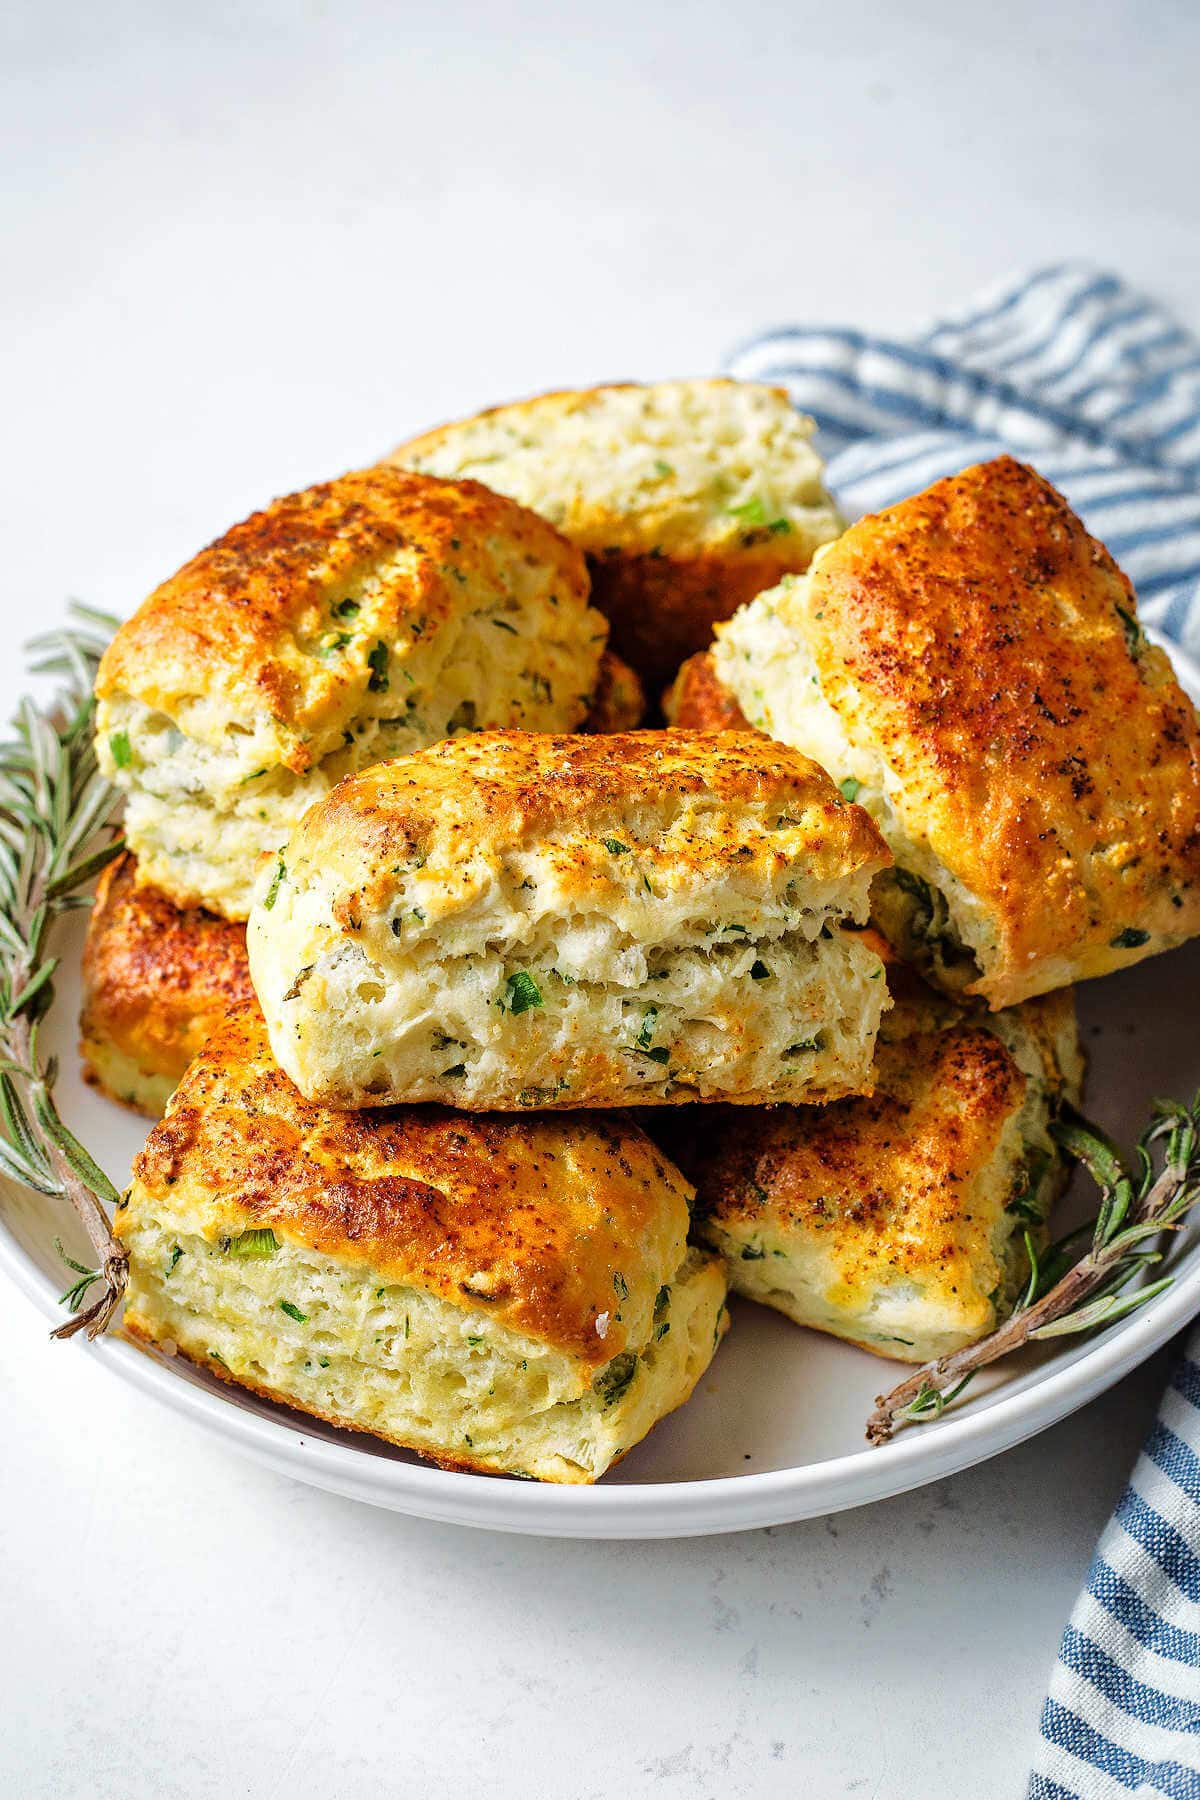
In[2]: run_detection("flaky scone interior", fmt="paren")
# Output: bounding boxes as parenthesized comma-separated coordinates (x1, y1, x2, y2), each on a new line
(78, 654, 643, 1118)
(116, 1010, 728, 1483)
(246, 730, 893, 1111)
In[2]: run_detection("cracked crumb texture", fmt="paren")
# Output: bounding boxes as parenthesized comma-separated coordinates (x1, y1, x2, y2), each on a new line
(246, 729, 893, 1110)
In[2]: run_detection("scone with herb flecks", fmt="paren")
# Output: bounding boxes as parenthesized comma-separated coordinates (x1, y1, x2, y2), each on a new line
(96, 466, 605, 920)
(713, 457, 1200, 1007)
(654, 949, 1083, 1363)
(117, 1009, 728, 1483)
(246, 730, 893, 1111)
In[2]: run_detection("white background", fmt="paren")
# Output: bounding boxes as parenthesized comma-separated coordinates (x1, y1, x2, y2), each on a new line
(2, 2, 1197, 1794)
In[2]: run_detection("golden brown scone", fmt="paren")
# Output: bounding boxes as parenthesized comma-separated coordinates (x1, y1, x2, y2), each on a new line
(583, 650, 646, 732)
(713, 457, 1200, 1007)
(663, 650, 752, 732)
(389, 379, 842, 688)
(80, 853, 255, 1116)
(116, 1009, 729, 1484)
(81, 645, 640, 1116)
(658, 968, 1083, 1364)
(96, 466, 606, 920)
(246, 730, 893, 1111)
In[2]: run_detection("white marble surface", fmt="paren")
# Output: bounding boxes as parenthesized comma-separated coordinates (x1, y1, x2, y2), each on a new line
(1, 2, 1197, 1793)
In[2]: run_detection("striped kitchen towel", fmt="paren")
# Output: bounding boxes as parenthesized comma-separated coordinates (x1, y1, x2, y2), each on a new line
(727, 266, 1200, 1800)
(728, 265, 1200, 656)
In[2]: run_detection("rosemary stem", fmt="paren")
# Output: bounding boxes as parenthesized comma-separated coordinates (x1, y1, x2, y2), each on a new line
(866, 1096, 1200, 1445)
(866, 1258, 1101, 1446)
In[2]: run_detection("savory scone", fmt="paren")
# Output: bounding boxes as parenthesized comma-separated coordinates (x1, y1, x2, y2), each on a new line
(246, 730, 893, 1110)
(80, 852, 257, 1115)
(669, 953, 1083, 1363)
(95, 466, 606, 920)
(78, 649, 641, 1119)
(116, 1009, 729, 1483)
(712, 457, 1200, 1008)
(389, 380, 843, 688)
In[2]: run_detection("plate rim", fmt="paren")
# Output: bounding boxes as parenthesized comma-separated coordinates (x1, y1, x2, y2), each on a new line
(3, 628, 1198, 1539)
(4, 1211, 1196, 1536)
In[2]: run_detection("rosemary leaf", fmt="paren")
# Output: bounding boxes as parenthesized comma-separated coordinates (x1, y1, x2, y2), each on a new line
(0, 1072, 54, 1183)
(7, 957, 60, 1021)
(32, 1085, 127, 1211)
(0, 1134, 60, 1196)
(1029, 1275, 1174, 1339)
(59, 1264, 103, 1312)
(45, 837, 125, 899)
(56, 774, 125, 863)
(0, 604, 128, 1337)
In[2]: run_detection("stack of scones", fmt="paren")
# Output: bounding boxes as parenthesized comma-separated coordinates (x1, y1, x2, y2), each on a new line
(83, 382, 1200, 1481)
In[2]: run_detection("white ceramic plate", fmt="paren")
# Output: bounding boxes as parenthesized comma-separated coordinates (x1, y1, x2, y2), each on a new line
(3, 633, 1198, 1538)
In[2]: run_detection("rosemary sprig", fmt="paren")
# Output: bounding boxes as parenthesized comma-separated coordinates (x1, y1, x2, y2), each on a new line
(0, 603, 127, 1338)
(867, 1095, 1200, 1444)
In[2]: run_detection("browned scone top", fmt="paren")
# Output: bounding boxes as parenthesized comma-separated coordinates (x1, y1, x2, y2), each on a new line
(690, 1023, 1021, 1220)
(122, 1008, 693, 1370)
(80, 853, 255, 1114)
(805, 457, 1200, 1003)
(95, 464, 597, 775)
(663, 651, 752, 732)
(691, 1026, 1024, 1342)
(282, 729, 892, 917)
(661, 972, 1082, 1362)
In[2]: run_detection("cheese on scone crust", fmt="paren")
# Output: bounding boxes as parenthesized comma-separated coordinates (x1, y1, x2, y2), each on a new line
(95, 466, 606, 920)
(671, 956, 1083, 1363)
(80, 853, 256, 1116)
(713, 457, 1200, 1008)
(389, 380, 843, 688)
(246, 730, 893, 1111)
(116, 1010, 728, 1483)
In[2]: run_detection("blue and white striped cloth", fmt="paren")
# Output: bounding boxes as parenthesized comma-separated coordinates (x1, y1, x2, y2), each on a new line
(727, 266, 1200, 1799)
(729, 265, 1200, 657)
